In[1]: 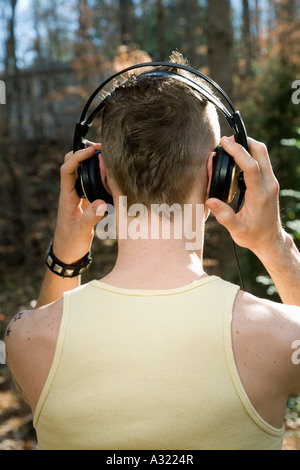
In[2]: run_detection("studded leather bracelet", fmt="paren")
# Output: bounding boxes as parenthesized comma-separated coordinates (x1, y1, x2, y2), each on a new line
(45, 242, 92, 278)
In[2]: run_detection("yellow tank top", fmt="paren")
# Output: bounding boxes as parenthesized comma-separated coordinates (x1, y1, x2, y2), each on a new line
(33, 276, 285, 450)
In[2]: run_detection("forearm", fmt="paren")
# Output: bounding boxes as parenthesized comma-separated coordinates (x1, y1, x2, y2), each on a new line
(35, 145, 104, 308)
(254, 230, 300, 306)
(36, 269, 80, 307)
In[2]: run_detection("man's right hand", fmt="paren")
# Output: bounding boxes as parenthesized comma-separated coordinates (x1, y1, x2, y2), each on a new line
(53, 144, 107, 264)
(36, 144, 107, 307)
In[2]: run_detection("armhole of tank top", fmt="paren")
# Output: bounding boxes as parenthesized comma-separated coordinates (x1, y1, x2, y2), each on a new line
(33, 291, 71, 429)
(223, 286, 285, 438)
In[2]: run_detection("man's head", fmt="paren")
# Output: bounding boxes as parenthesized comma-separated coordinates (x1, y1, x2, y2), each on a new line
(100, 53, 221, 208)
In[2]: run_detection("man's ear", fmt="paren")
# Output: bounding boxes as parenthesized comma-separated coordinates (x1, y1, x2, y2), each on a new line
(206, 152, 215, 199)
(204, 152, 216, 220)
(99, 152, 112, 196)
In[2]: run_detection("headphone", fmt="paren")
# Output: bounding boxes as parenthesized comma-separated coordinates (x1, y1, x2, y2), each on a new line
(73, 61, 248, 207)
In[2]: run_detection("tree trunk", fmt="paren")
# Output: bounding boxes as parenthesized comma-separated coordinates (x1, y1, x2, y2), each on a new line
(2, 0, 31, 271)
(157, 0, 166, 60)
(5, 0, 18, 74)
(180, 0, 199, 66)
(207, 0, 233, 97)
(254, 0, 261, 57)
(242, 0, 252, 76)
(32, 0, 43, 62)
(119, 0, 136, 45)
(267, 0, 275, 44)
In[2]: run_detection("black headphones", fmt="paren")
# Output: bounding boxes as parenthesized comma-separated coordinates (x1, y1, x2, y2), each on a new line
(73, 61, 248, 207)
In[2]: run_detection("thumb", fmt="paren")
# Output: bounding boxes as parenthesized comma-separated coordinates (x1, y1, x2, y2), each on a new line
(206, 198, 236, 232)
(80, 200, 107, 229)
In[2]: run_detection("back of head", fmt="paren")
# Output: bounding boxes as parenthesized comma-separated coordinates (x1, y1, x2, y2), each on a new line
(101, 52, 221, 208)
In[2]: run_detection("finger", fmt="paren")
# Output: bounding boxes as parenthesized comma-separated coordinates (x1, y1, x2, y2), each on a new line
(221, 137, 262, 191)
(64, 143, 101, 163)
(247, 138, 278, 187)
(223, 136, 276, 185)
(206, 197, 238, 233)
(64, 150, 74, 163)
(64, 147, 94, 164)
(78, 200, 107, 230)
(86, 141, 102, 149)
(60, 146, 99, 193)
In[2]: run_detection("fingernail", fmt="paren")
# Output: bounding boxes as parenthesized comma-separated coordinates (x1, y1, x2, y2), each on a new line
(223, 137, 233, 145)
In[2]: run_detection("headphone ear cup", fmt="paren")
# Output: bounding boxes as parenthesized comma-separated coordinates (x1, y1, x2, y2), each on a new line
(78, 151, 114, 205)
(209, 145, 237, 203)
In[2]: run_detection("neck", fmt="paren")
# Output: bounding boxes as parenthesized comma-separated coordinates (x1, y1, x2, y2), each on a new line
(99, 202, 207, 289)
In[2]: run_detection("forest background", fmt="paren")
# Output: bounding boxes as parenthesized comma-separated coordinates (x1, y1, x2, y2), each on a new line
(0, 0, 299, 450)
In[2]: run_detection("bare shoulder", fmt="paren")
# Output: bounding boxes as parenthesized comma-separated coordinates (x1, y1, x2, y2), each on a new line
(233, 290, 300, 395)
(5, 298, 63, 342)
(4, 297, 63, 411)
(233, 290, 300, 339)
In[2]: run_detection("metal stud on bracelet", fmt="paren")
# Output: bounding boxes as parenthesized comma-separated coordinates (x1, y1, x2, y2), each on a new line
(45, 242, 92, 278)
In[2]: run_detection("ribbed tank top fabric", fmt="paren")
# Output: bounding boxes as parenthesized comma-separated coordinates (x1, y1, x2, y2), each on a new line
(33, 276, 284, 450)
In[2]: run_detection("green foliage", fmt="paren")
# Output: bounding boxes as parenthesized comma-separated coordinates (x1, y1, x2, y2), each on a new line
(286, 395, 300, 427)
(256, 129, 300, 296)
(281, 188, 300, 241)
(280, 128, 300, 240)
(255, 275, 278, 296)
(239, 56, 300, 191)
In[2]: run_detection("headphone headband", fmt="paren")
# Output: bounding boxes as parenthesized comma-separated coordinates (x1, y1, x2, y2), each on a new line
(73, 61, 248, 153)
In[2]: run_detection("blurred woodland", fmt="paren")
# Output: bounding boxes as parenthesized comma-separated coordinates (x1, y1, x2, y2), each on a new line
(0, 0, 300, 450)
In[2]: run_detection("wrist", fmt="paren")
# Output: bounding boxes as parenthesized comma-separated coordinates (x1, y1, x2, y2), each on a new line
(253, 229, 294, 270)
(46, 242, 92, 278)
(52, 233, 93, 265)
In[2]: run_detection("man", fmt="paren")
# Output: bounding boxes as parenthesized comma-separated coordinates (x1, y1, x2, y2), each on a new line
(4, 55, 300, 450)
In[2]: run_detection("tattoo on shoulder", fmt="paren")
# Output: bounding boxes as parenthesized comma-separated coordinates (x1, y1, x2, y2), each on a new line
(4, 325, 11, 338)
(4, 311, 27, 338)
(13, 311, 26, 322)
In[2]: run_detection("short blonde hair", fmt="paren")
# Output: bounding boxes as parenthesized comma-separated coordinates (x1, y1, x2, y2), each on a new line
(101, 53, 220, 207)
